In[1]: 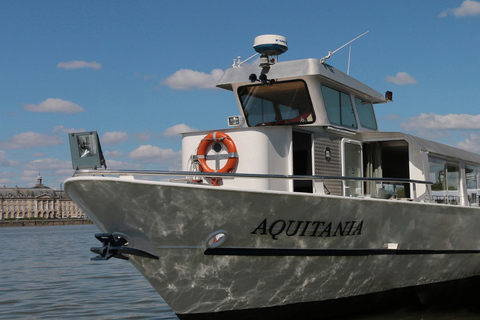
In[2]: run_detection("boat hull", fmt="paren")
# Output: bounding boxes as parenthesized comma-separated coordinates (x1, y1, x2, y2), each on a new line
(65, 176, 480, 318)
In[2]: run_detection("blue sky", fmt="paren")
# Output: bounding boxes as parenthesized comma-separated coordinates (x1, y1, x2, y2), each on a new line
(1, 0, 480, 188)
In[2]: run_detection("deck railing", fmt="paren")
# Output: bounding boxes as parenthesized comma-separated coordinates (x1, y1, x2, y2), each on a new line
(73, 169, 433, 202)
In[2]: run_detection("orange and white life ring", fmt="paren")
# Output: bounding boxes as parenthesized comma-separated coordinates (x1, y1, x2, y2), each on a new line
(196, 132, 238, 173)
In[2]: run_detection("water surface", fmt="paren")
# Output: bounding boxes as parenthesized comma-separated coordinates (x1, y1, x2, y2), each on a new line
(0, 225, 177, 319)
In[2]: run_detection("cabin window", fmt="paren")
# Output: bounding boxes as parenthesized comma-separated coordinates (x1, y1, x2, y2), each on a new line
(238, 80, 315, 127)
(354, 97, 377, 130)
(429, 157, 460, 205)
(466, 164, 480, 206)
(321, 85, 357, 129)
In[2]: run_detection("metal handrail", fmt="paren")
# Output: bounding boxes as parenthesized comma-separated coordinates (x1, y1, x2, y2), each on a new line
(73, 169, 432, 185)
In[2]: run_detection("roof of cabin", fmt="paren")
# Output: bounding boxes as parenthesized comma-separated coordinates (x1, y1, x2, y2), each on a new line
(216, 58, 386, 104)
(362, 131, 480, 164)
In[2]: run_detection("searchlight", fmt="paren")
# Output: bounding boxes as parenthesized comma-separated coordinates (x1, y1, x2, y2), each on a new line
(68, 131, 106, 170)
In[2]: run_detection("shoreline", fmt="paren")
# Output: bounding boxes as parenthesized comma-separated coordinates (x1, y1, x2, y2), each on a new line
(0, 219, 93, 228)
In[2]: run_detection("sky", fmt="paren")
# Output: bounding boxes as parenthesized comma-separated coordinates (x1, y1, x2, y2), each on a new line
(1, 0, 480, 189)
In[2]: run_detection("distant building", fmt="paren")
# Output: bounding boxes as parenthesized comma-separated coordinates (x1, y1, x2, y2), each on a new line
(0, 174, 86, 220)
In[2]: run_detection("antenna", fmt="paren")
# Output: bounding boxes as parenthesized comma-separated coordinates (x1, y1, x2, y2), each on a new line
(321, 30, 369, 64)
(347, 46, 351, 75)
(233, 53, 259, 68)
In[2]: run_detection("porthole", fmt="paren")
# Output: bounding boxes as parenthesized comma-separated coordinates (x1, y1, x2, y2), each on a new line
(205, 230, 228, 248)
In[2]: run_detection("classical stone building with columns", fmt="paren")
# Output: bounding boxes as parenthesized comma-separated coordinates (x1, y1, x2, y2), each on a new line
(0, 175, 86, 220)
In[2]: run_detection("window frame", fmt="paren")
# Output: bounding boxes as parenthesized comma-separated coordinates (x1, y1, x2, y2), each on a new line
(354, 96, 377, 130)
(237, 80, 316, 127)
(320, 85, 358, 129)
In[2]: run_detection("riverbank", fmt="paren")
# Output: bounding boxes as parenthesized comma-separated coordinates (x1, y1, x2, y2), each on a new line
(0, 219, 93, 227)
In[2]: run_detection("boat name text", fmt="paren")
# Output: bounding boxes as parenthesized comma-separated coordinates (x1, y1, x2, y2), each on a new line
(251, 219, 363, 240)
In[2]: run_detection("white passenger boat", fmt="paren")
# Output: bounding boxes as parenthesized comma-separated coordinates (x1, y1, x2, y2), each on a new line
(65, 35, 480, 319)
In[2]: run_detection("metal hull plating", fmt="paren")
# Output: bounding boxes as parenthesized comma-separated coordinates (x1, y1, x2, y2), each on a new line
(65, 176, 480, 317)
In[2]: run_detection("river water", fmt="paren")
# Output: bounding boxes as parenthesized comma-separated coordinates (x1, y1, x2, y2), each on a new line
(0, 225, 177, 320)
(1, 224, 480, 319)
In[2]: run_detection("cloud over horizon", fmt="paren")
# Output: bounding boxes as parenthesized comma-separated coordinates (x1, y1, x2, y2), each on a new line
(440, 0, 480, 17)
(128, 145, 181, 169)
(24, 98, 84, 113)
(0, 150, 19, 167)
(400, 113, 480, 131)
(162, 69, 224, 90)
(0, 132, 64, 150)
(385, 72, 418, 85)
(163, 124, 198, 137)
(57, 60, 102, 70)
(52, 125, 87, 135)
(101, 131, 129, 146)
(398, 112, 480, 153)
(24, 158, 71, 171)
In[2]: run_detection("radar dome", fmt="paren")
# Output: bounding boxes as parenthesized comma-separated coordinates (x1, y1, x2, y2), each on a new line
(253, 35, 288, 56)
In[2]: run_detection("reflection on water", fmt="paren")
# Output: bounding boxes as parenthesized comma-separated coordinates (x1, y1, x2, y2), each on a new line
(0, 224, 178, 320)
(1, 224, 480, 320)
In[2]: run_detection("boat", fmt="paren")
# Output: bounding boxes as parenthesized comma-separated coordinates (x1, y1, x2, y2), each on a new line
(64, 34, 480, 319)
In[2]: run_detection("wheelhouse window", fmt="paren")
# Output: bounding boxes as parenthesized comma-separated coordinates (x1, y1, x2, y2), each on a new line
(354, 97, 377, 130)
(321, 85, 357, 129)
(238, 80, 315, 126)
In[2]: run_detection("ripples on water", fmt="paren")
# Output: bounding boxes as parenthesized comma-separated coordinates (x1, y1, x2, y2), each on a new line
(0, 225, 178, 320)
(1, 224, 480, 320)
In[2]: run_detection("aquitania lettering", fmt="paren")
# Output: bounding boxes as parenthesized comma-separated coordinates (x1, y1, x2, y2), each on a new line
(251, 219, 363, 240)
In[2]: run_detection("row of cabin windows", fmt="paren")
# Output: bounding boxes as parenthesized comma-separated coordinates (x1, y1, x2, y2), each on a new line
(429, 157, 480, 206)
(237, 80, 377, 130)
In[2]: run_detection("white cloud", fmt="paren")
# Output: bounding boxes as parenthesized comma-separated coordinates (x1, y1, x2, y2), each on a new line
(440, 0, 480, 17)
(128, 145, 181, 164)
(21, 163, 72, 188)
(24, 158, 71, 171)
(52, 125, 86, 134)
(456, 133, 480, 153)
(0, 150, 19, 167)
(381, 114, 401, 121)
(0, 132, 64, 149)
(162, 68, 224, 90)
(101, 131, 129, 146)
(163, 124, 198, 137)
(24, 98, 84, 113)
(0, 171, 16, 185)
(102, 159, 143, 169)
(385, 72, 418, 85)
(20, 171, 39, 184)
(30, 152, 46, 157)
(53, 168, 76, 177)
(104, 150, 123, 158)
(57, 60, 102, 70)
(401, 113, 480, 131)
(134, 132, 152, 143)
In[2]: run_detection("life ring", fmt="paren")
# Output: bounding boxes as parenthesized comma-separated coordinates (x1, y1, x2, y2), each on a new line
(197, 132, 238, 173)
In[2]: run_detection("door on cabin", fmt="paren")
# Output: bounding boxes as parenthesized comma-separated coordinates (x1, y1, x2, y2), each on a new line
(293, 131, 313, 193)
(343, 141, 363, 197)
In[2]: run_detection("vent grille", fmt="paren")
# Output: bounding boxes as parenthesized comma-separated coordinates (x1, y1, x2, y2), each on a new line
(314, 133, 342, 196)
